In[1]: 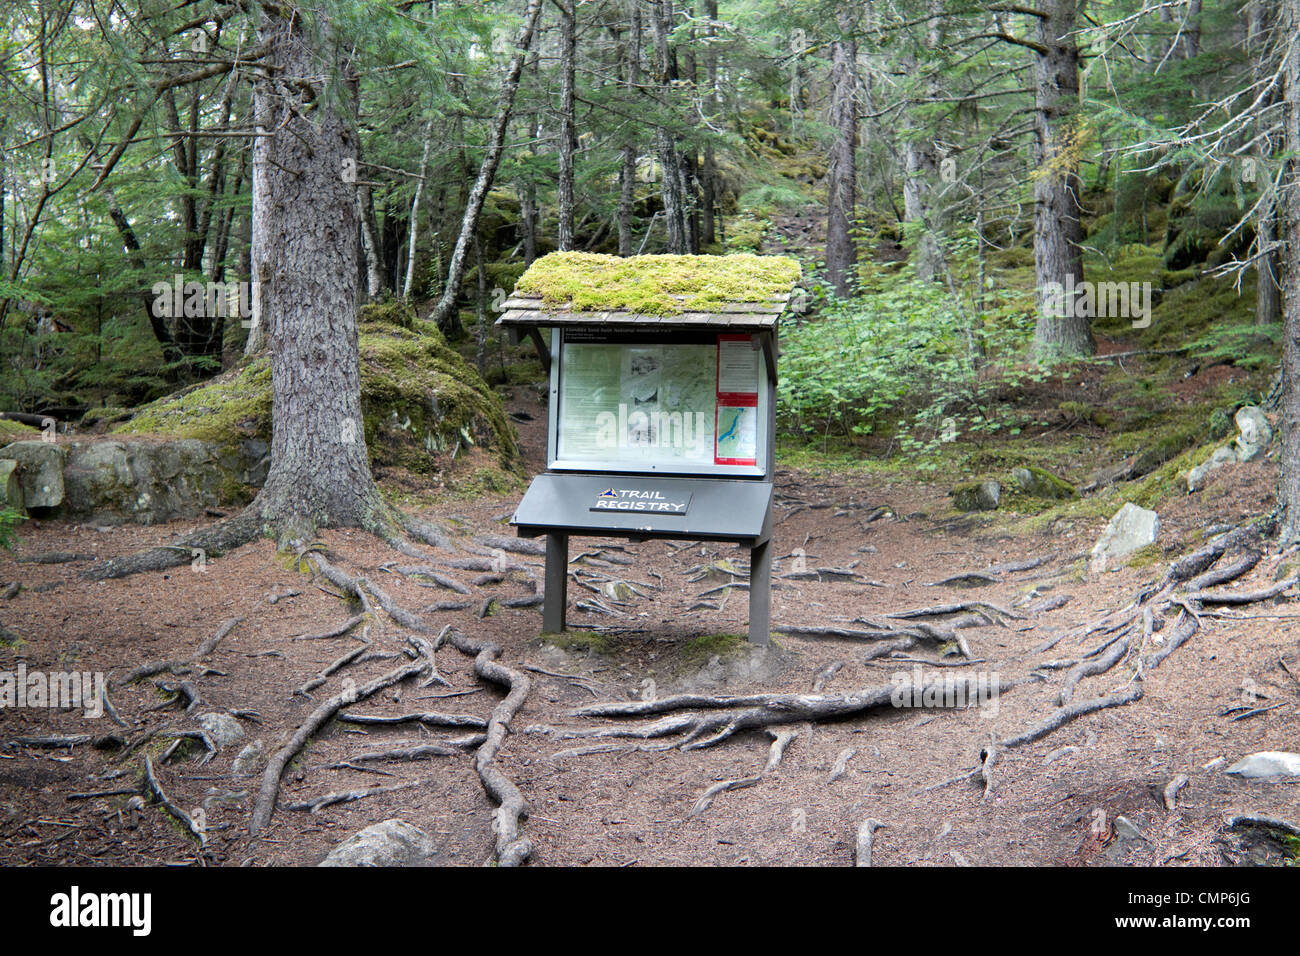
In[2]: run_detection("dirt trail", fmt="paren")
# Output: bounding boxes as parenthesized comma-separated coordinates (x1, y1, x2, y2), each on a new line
(1, 398, 1297, 866)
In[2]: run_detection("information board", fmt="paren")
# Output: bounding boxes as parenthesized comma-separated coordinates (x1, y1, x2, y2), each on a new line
(551, 329, 767, 476)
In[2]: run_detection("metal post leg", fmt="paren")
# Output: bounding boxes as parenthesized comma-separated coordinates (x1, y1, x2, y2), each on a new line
(748, 536, 772, 646)
(543, 532, 568, 633)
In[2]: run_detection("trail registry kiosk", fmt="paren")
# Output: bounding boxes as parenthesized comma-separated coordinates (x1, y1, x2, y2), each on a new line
(498, 252, 801, 645)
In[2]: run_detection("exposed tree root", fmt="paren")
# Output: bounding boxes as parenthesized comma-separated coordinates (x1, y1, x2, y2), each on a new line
(829, 747, 857, 782)
(999, 685, 1143, 749)
(282, 780, 420, 813)
(142, 754, 206, 847)
(545, 678, 1023, 752)
(296, 637, 370, 697)
(292, 614, 367, 641)
(194, 617, 244, 659)
(1060, 636, 1131, 706)
(854, 818, 884, 866)
(439, 629, 534, 867)
(250, 655, 433, 835)
(336, 711, 487, 729)
(328, 736, 485, 768)
(1164, 774, 1188, 811)
(690, 728, 796, 816)
(83, 511, 262, 581)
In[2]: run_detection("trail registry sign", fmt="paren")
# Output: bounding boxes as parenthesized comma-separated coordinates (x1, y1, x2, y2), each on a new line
(497, 253, 797, 644)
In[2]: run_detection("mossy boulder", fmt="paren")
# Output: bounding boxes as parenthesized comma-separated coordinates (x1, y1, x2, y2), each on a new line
(1012, 466, 1077, 501)
(114, 302, 518, 479)
(513, 252, 801, 315)
(952, 480, 1001, 512)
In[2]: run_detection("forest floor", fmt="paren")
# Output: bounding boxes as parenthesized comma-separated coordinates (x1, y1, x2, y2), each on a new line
(2, 384, 1299, 867)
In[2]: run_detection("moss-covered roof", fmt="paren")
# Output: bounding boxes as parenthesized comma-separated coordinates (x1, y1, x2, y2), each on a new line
(511, 252, 801, 316)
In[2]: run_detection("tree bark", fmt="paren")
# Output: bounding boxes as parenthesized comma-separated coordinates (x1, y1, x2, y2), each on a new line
(403, 119, 434, 300)
(429, 0, 544, 333)
(1031, 0, 1092, 357)
(245, 3, 387, 543)
(617, 1, 643, 257)
(826, 12, 858, 297)
(700, 0, 719, 248)
(557, 0, 577, 251)
(649, 0, 689, 253)
(902, 2, 943, 282)
(1280, 0, 1300, 544)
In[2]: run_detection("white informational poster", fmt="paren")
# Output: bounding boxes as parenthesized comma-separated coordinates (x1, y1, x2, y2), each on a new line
(554, 331, 764, 474)
(714, 334, 759, 466)
(557, 340, 717, 468)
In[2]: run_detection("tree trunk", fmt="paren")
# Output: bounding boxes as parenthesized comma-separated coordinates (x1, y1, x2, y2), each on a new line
(246, 3, 387, 543)
(902, 4, 943, 282)
(1031, 0, 1092, 357)
(617, 2, 642, 257)
(701, 0, 719, 248)
(826, 13, 857, 297)
(557, 0, 577, 251)
(1279, 0, 1300, 544)
(429, 0, 544, 332)
(649, 0, 689, 254)
(403, 119, 434, 300)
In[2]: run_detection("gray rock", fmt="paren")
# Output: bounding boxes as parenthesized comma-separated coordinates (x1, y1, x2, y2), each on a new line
(0, 459, 22, 510)
(1112, 815, 1146, 841)
(953, 480, 1001, 512)
(232, 739, 265, 776)
(197, 712, 245, 748)
(1090, 503, 1159, 572)
(318, 819, 437, 867)
(1225, 751, 1300, 779)
(0, 441, 66, 509)
(1186, 445, 1237, 493)
(1234, 406, 1272, 462)
(1011, 466, 1076, 500)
